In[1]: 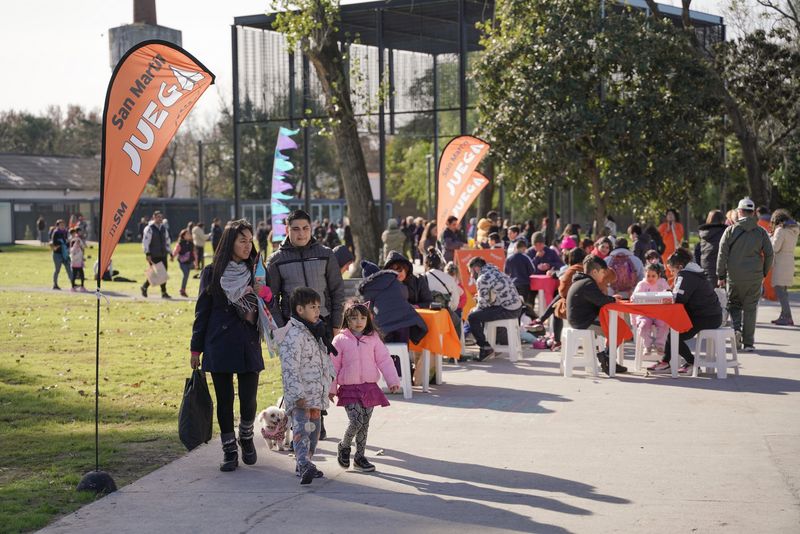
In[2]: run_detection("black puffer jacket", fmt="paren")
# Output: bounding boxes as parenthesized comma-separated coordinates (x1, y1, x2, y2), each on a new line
(358, 264, 428, 344)
(382, 250, 433, 308)
(693, 223, 727, 284)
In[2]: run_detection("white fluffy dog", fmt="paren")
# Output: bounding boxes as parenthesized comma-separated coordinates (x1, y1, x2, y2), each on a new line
(258, 405, 290, 451)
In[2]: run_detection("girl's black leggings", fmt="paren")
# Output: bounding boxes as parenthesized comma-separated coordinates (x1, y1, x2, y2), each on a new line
(210, 372, 259, 434)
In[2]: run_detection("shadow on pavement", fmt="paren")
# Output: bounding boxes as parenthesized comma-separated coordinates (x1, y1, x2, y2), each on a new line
(402, 383, 571, 413)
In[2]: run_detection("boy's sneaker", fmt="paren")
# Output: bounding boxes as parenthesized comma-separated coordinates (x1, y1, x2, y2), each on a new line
(477, 346, 495, 361)
(352, 456, 376, 472)
(337, 444, 351, 468)
(648, 361, 671, 372)
(743, 345, 755, 352)
(299, 463, 321, 484)
(296, 464, 324, 479)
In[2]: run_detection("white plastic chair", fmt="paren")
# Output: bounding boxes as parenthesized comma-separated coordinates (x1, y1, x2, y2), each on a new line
(484, 318, 523, 362)
(382, 343, 413, 399)
(693, 327, 740, 379)
(560, 327, 600, 377)
(633, 331, 662, 372)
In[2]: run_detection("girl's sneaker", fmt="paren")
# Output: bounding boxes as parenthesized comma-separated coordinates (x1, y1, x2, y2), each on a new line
(352, 456, 375, 472)
(648, 361, 670, 372)
(70, 287, 78, 292)
(337, 444, 351, 468)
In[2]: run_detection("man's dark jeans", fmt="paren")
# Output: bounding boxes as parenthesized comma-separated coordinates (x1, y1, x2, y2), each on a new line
(468, 305, 522, 347)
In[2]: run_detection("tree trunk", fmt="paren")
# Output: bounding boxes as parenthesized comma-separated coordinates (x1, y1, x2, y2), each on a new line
(585, 158, 606, 237)
(306, 39, 381, 267)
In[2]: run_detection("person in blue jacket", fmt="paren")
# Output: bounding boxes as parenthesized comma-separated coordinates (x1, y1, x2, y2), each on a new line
(191, 219, 265, 472)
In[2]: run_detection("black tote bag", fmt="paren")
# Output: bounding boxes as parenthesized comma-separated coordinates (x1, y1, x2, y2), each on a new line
(178, 370, 214, 451)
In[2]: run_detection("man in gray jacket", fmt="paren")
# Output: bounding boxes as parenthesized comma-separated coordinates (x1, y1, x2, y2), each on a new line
(267, 210, 345, 337)
(716, 197, 774, 352)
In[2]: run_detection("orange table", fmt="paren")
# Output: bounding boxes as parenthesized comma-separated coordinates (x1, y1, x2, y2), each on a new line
(409, 308, 461, 390)
(600, 302, 692, 378)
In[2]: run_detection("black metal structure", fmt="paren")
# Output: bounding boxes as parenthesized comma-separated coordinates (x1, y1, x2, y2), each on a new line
(231, 0, 724, 222)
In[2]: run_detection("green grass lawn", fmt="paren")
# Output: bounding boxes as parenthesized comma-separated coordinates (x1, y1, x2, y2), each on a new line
(0, 243, 282, 532)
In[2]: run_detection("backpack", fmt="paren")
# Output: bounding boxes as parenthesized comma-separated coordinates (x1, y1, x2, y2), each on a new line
(609, 254, 637, 293)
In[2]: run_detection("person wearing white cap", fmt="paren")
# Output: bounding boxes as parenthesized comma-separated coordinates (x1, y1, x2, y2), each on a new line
(716, 197, 774, 351)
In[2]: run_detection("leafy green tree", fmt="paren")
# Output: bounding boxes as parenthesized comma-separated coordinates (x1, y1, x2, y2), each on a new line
(646, 0, 800, 208)
(475, 0, 721, 227)
(272, 0, 381, 263)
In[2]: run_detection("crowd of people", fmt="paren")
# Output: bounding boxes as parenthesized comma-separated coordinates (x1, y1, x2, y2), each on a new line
(183, 201, 796, 484)
(40, 197, 795, 482)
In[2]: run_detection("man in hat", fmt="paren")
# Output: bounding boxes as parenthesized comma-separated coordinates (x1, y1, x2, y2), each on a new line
(716, 197, 774, 352)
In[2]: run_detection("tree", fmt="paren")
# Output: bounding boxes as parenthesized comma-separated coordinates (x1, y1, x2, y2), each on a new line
(475, 0, 721, 226)
(272, 0, 381, 264)
(645, 0, 800, 208)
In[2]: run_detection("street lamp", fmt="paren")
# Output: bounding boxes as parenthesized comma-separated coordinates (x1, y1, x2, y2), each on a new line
(426, 154, 433, 221)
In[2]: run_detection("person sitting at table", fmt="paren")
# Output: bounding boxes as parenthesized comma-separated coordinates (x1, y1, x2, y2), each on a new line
(566, 254, 627, 375)
(467, 257, 523, 361)
(505, 239, 537, 318)
(632, 263, 671, 359)
(383, 250, 433, 309)
(423, 247, 462, 334)
(647, 248, 721, 373)
(358, 261, 427, 346)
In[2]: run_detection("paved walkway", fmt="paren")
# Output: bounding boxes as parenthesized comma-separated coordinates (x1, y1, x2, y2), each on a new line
(41, 298, 800, 533)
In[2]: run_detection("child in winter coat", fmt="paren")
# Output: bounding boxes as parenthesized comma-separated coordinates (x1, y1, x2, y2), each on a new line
(69, 228, 86, 292)
(631, 263, 671, 357)
(277, 287, 336, 485)
(330, 302, 400, 473)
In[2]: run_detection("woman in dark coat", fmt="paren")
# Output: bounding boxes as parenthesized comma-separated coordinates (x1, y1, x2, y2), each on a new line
(693, 210, 727, 285)
(358, 260, 427, 344)
(191, 219, 265, 472)
(383, 250, 433, 308)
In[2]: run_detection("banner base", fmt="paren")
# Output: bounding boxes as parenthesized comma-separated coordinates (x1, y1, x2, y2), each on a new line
(77, 470, 117, 495)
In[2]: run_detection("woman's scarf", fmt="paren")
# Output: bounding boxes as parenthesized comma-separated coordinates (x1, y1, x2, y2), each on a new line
(220, 261, 274, 351)
(291, 313, 338, 356)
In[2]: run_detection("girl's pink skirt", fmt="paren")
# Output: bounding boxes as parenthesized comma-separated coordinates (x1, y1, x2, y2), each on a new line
(336, 383, 390, 408)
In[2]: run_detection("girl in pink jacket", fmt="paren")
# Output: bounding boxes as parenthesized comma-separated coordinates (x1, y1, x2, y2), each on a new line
(330, 302, 400, 473)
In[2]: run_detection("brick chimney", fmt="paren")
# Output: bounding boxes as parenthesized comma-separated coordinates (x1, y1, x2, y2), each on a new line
(133, 0, 157, 25)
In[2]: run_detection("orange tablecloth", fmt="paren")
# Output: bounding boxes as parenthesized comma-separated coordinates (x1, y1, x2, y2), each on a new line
(599, 301, 693, 346)
(529, 274, 559, 306)
(409, 308, 461, 359)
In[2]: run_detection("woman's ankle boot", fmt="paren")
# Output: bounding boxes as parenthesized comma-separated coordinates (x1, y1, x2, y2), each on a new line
(220, 440, 239, 472)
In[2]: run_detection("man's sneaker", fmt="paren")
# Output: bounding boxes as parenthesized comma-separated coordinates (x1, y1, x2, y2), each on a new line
(352, 456, 376, 472)
(300, 463, 321, 485)
(477, 346, 495, 361)
(239, 437, 257, 465)
(743, 345, 755, 352)
(734, 330, 743, 350)
(648, 361, 671, 372)
(179, 289, 188, 298)
(140, 285, 148, 298)
(678, 363, 692, 374)
(774, 317, 794, 326)
(162, 292, 172, 299)
(53, 285, 61, 290)
(337, 444, 351, 468)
